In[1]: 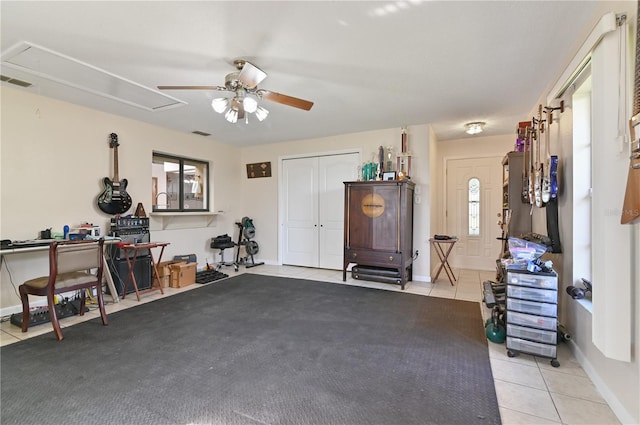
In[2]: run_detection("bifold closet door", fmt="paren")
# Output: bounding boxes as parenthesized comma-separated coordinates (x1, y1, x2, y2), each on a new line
(282, 156, 319, 267)
(282, 153, 358, 269)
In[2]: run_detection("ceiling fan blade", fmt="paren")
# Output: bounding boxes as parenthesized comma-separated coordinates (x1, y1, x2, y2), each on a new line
(157, 85, 227, 91)
(259, 90, 314, 111)
(237, 61, 267, 89)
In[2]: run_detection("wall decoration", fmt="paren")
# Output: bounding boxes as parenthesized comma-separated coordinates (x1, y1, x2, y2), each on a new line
(246, 162, 272, 178)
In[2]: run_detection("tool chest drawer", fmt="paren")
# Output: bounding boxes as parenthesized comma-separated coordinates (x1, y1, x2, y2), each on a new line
(507, 298, 557, 317)
(507, 324, 557, 344)
(507, 336, 557, 358)
(508, 310, 557, 331)
(507, 285, 557, 303)
(507, 271, 557, 289)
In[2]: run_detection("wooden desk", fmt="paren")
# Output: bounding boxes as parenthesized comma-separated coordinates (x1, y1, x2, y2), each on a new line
(429, 238, 457, 285)
(0, 239, 121, 303)
(120, 242, 169, 301)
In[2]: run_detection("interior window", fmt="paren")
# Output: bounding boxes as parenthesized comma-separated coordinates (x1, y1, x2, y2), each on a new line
(468, 177, 480, 235)
(152, 152, 209, 212)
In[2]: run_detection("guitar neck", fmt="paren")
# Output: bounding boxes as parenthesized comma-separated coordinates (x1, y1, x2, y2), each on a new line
(113, 145, 120, 182)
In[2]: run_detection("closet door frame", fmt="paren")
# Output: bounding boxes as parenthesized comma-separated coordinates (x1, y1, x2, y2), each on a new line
(278, 149, 361, 268)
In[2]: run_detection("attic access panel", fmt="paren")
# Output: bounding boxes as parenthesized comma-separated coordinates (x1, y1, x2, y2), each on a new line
(1, 41, 186, 111)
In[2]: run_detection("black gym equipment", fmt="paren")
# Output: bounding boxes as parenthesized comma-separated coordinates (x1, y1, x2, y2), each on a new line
(482, 280, 505, 308)
(485, 307, 506, 344)
(557, 324, 572, 342)
(482, 280, 507, 345)
(234, 217, 264, 268)
(210, 234, 239, 272)
(566, 278, 592, 300)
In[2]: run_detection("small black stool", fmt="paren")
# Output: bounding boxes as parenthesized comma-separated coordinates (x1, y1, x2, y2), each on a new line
(210, 234, 238, 272)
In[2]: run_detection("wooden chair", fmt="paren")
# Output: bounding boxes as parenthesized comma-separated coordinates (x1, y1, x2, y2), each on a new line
(19, 239, 108, 340)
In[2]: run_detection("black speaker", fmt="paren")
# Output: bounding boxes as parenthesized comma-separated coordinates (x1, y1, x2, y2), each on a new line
(107, 257, 151, 296)
(108, 232, 150, 260)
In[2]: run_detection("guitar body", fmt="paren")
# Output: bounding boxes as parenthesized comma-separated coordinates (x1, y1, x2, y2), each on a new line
(621, 164, 640, 224)
(98, 177, 132, 215)
(541, 154, 555, 204)
(97, 133, 132, 215)
(622, 116, 640, 224)
(534, 163, 544, 207)
(528, 162, 535, 205)
(541, 177, 551, 204)
(548, 155, 559, 200)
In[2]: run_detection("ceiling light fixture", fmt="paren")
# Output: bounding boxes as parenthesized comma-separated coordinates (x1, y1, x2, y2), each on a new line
(211, 90, 269, 124)
(465, 121, 486, 135)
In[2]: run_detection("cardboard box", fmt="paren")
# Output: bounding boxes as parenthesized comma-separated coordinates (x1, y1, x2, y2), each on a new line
(153, 260, 182, 288)
(169, 262, 196, 288)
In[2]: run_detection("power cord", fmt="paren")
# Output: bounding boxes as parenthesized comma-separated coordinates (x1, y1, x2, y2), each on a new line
(0, 254, 22, 301)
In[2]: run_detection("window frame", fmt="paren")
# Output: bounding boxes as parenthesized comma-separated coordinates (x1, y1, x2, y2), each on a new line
(151, 152, 209, 213)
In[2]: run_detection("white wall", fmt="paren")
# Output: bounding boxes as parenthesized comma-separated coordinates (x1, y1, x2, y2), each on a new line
(0, 86, 243, 312)
(240, 124, 433, 281)
(532, 10, 640, 422)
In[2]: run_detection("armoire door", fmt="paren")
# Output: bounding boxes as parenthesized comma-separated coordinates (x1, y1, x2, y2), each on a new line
(282, 153, 358, 269)
(346, 183, 400, 252)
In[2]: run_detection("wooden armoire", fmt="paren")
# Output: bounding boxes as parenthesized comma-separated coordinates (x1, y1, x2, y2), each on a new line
(343, 180, 415, 289)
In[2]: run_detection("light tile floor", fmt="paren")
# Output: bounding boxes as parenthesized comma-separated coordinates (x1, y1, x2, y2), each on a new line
(0, 265, 621, 425)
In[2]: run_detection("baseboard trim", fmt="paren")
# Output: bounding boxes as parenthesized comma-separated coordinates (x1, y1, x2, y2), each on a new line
(569, 341, 636, 424)
(0, 299, 48, 320)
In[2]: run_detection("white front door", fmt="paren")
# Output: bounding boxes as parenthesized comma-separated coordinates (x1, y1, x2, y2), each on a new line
(282, 153, 359, 269)
(445, 156, 502, 270)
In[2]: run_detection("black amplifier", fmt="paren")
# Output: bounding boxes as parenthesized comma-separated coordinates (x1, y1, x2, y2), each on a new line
(110, 217, 149, 233)
(109, 217, 150, 260)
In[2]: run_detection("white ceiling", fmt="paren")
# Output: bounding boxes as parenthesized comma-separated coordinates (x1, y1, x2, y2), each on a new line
(0, 1, 634, 147)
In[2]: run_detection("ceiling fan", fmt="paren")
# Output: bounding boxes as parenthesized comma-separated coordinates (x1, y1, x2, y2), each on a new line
(157, 60, 313, 123)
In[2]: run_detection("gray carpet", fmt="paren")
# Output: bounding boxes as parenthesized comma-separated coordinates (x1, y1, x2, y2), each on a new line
(1, 274, 501, 425)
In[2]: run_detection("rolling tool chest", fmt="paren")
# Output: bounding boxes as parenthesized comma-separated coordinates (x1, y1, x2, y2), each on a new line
(506, 269, 560, 367)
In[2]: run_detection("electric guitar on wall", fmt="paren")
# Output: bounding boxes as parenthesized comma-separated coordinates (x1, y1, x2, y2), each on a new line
(534, 105, 545, 208)
(520, 122, 532, 203)
(541, 112, 552, 205)
(543, 102, 563, 203)
(97, 133, 132, 215)
(528, 122, 536, 206)
(621, 0, 640, 224)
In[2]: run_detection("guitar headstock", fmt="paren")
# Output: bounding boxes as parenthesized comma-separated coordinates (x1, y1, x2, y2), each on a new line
(109, 133, 119, 148)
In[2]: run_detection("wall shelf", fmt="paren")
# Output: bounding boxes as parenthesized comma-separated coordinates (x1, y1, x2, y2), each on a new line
(149, 212, 218, 229)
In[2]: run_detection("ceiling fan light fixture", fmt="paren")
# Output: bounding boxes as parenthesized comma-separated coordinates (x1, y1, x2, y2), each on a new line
(224, 108, 238, 123)
(211, 97, 229, 113)
(255, 106, 269, 122)
(465, 121, 485, 135)
(243, 96, 258, 113)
